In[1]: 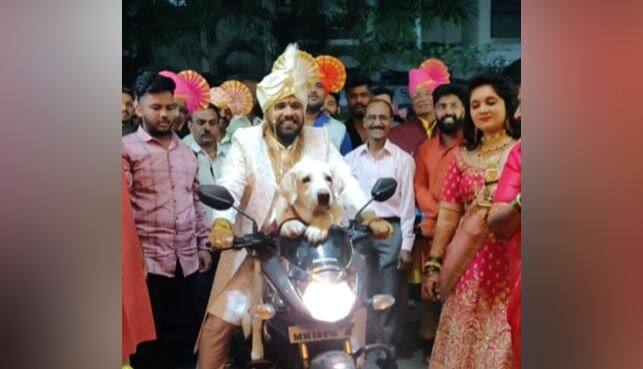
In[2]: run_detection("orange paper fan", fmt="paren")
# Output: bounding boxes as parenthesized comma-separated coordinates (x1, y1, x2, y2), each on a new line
(220, 80, 254, 116)
(315, 55, 346, 94)
(209, 87, 231, 110)
(177, 70, 210, 115)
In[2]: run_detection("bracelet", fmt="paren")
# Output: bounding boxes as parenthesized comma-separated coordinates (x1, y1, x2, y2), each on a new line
(512, 195, 521, 213)
(423, 265, 440, 276)
(422, 256, 443, 275)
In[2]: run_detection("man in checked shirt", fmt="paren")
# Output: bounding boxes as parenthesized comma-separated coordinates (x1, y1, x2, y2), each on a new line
(123, 71, 213, 369)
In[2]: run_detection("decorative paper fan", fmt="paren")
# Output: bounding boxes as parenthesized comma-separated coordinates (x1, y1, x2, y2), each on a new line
(417, 58, 450, 92)
(272, 48, 319, 86)
(220, 80, 254, 116)
(159, 70, 188, 97)
(210, 87, 231, 110)
(315, 55, 346, 94)
(177, 70, 210, 115)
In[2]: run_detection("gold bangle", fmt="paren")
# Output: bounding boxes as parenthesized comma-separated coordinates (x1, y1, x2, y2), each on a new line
(512, 195, 521, 213)
(422, 260, 442, 275)
(423, 266, 440, 276)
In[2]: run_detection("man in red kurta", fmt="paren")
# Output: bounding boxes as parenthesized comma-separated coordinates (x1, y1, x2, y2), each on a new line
(122, 167, 156, 361)
(414, 83, 465, 360)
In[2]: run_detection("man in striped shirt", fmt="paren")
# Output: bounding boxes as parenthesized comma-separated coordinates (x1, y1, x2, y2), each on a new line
(344, 99, 416, 356)
(123, 71, 213, 369)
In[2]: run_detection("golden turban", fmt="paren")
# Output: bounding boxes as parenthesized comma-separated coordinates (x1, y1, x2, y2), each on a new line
(257, 43, 318, 114)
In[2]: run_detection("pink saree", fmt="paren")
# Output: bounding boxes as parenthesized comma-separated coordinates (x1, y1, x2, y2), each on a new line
(429, 145, 515, 369)
(492, 141, 522, 369)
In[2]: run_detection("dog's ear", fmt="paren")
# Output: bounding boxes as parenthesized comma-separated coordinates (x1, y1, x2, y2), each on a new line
(278, 169, 298, 206)
(330, 168, 345, 199)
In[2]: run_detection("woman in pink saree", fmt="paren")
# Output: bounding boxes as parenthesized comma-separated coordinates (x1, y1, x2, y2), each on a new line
(423, 73, 520, 369)
(489, 93, 522, 369)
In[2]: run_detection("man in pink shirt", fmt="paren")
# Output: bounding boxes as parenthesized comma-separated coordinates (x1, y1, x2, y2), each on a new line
(344, 99, 416, 356)
(122, 71, 213, 369)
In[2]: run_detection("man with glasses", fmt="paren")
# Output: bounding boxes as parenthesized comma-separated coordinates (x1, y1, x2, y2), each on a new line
(344, 99, 416, 357)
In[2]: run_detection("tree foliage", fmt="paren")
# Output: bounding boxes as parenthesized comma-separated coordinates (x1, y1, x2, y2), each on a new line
(123, 0, 508, 84)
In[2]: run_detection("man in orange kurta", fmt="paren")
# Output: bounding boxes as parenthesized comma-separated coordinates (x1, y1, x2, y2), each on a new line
(413, 83, 465, 360)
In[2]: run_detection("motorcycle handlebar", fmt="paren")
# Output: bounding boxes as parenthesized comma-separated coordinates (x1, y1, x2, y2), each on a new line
(229, 234, 276, 250)
(225, 224, 372, 250)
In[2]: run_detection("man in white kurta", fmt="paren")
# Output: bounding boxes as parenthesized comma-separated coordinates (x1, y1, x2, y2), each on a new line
(196, 44, 393, 369)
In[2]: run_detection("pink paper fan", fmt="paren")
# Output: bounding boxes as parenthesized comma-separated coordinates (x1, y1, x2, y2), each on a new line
(158, 70, 192, 114)
(159, 70, 188, 95)
(177, 70, 210, 115)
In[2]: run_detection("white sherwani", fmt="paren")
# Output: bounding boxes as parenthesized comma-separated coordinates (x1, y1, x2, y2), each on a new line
(200, 123, 369, 337)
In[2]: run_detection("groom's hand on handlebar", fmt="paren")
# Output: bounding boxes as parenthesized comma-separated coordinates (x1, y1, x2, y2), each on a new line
(210, 218, 235, 249)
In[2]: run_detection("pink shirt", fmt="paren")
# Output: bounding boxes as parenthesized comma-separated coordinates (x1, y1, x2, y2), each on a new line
(122, 126, 210, 277)
(344, 139, 416, 251)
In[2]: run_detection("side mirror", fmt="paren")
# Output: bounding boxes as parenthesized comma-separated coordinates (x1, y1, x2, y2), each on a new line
(371, 178, 397, 202)
(197, 185, 235, 210)
(351, 178, 398, 227)
(198, 185, 260, 234)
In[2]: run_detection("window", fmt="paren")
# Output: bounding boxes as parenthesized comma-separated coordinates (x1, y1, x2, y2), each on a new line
(491, 0, 520, 38)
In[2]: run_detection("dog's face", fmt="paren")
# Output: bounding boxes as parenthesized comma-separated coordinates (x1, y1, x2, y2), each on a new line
(279, 158, 345, 211)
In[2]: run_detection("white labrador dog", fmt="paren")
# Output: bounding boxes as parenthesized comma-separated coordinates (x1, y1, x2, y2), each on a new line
(275, 157, 345, 244)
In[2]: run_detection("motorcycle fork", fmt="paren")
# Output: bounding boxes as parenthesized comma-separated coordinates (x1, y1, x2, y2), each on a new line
(298, 339, 354, 368)
(299, 343, 310, 369)
(344, 339, 352, 356)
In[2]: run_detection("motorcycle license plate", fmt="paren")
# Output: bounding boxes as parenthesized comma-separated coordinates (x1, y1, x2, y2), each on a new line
(288, 325, 351, 344)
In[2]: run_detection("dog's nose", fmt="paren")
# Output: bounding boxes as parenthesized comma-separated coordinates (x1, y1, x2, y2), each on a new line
(317, 191, 330, 206)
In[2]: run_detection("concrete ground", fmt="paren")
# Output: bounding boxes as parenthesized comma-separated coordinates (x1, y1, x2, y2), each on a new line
(364, 299, 427, 369)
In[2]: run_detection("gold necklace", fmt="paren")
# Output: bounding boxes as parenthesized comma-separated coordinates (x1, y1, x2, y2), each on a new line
(478, 130, 513, 157)
(472, 130, 515, 204)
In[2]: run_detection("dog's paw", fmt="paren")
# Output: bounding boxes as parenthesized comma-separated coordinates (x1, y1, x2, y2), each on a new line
(305, 225, 328, 245)
(280, 220, 306, 238)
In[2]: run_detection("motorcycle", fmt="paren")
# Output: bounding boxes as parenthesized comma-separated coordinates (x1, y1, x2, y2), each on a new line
(198, 178, 399, 369)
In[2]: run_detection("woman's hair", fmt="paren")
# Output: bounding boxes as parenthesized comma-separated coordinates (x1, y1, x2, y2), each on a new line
(463, 72, 520, 151)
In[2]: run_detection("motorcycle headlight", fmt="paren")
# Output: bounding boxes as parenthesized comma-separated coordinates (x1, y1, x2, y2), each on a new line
(302, 279, 356, 322)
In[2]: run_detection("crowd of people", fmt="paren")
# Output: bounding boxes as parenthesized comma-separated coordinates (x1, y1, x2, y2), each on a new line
(121, 43, 522, 369)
